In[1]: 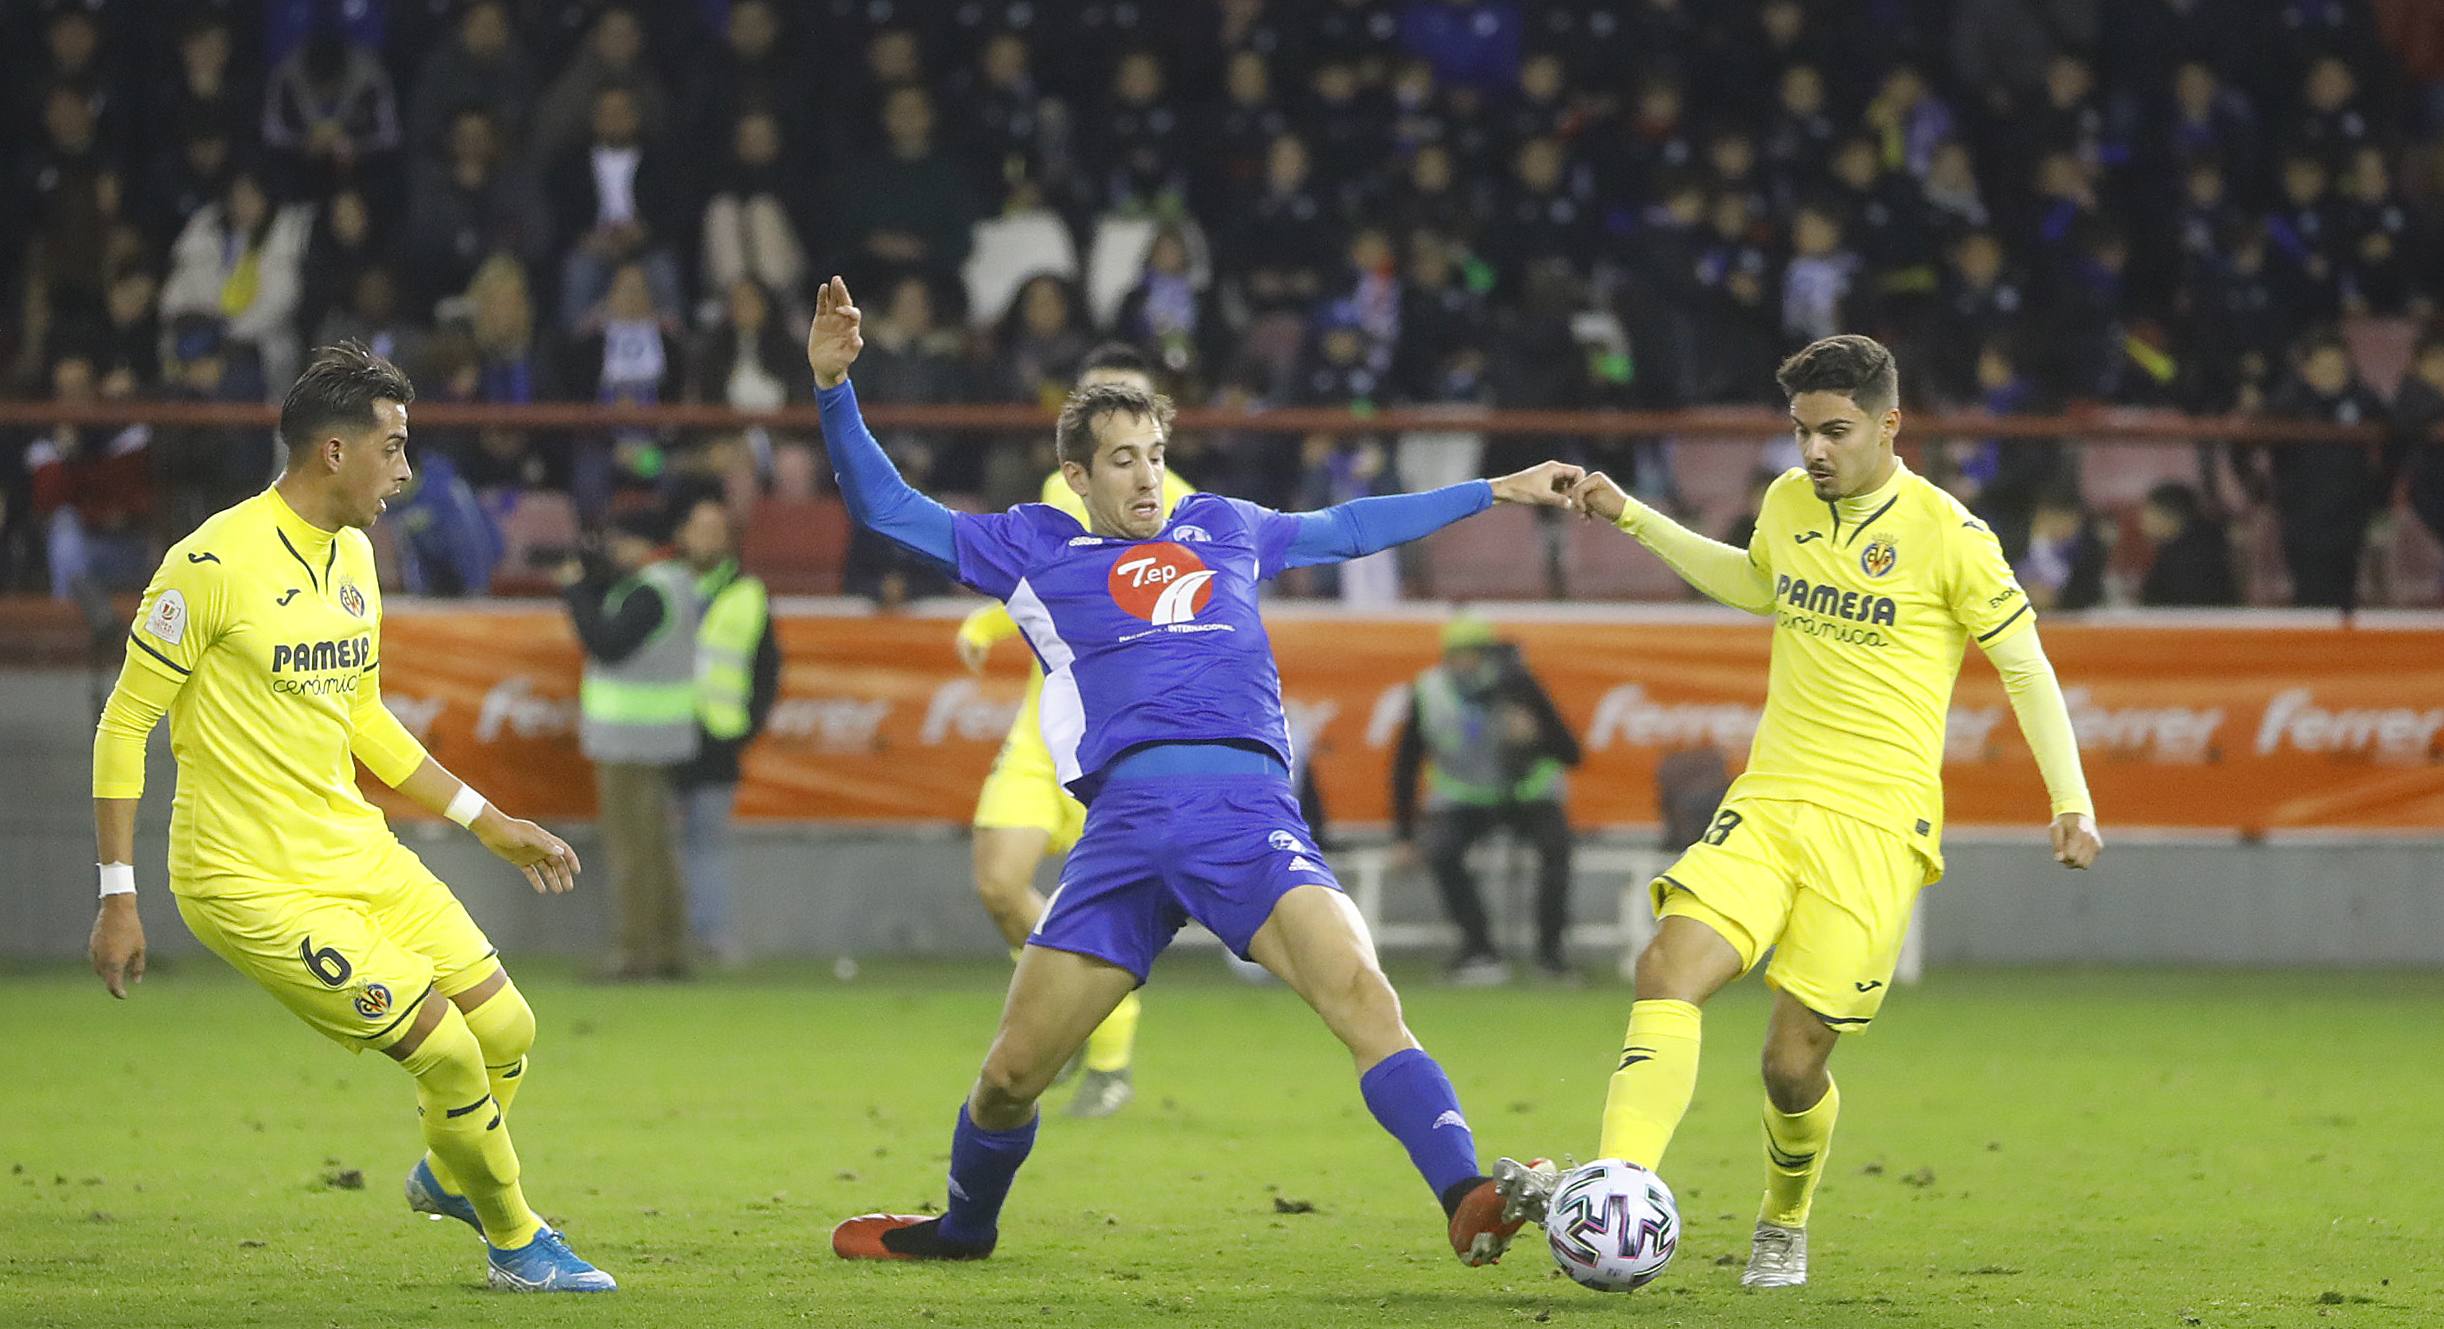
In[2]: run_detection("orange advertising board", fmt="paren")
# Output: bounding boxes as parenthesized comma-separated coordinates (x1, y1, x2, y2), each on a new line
(370, 608, 2444, 835)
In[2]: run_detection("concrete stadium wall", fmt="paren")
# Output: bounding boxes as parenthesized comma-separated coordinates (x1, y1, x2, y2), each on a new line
(6, 668, 2438, 968)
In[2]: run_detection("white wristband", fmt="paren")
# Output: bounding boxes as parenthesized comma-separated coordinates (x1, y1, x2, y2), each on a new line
(98, 863, 136, 898)
(443, 785, 489, 829)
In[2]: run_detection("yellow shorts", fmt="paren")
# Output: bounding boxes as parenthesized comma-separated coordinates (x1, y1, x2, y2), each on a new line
(1649, 797, 1930, 1033)
(973, 718, 1086, 854)
(175, 843, 500, 1052)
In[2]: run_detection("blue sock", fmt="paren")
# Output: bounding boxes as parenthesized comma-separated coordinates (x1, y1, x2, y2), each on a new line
(935, 1104, 1038, 1246)
(1359, 1047, 1480, 1200)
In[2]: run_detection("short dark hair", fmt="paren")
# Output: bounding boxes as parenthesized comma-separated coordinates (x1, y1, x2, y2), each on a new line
(1078, 341, 1156, 383)
(1055, 383, 1174, 470)
(1777, 334, 1898, 416)
(280, 341, 413, 462)
(2145, 481, 2203, 526)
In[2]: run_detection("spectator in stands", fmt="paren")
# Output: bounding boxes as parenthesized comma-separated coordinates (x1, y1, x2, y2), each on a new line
(1605, 67, 1697, 202)
(1826, 133, 1933, 284)
(530, 5, 671, 168)
(2018, 485, 2108, 612)
(2162, 61, 2260, 182)
(687, 276, 815, 485)
(1227, 133, 1336, 316)
(161, 169, 312, 395)
(2180, 221, 2295, 413)
(551, 84, 685, 332)
(1381, 142, 1481, 248)
(2137, 481, 2240, 607)
(143, 119, 239, 259)
(1781, 202, 1859, 346)
(155, 14, 248, 138)
(2335, 146, 2422, 316)
(2296, 52, 2379, 164)
(561, 504, 700, 981)
(406, 108, 551, 315)
(1400, 0, 1523, 94)
(1096, 47, 1188, 215)
(680, 0, 806, 168)
(824, 86, 982, 291)
(1761, 63, 1838, 207)
(406, 0, 535, 155)
(153, 318, 276, 542)
(2268, 149, 2343, 318)
(700, 109, 812, 305)
(1922, 140, 1992, 242)
(2389, 329, 2444, 554)
(1107, 226, 1208, 382)
(994, 274, 1093, 407)
(670, 492, 782, 967)
(1950, 337, 2066, 555)
(28, 354, 152, 601)
(2257, 329, 2388, 608)
(452, 255, 554, 493)
(1302, 60, 1384, 191)
(1395, 228, 1489, 402)
(1390, 612, 1582, 984)
(2169, 158, 2241, 283)
(1485, 137, 1593, 288)
(20, 86, 117, 335)
(388, 447, 503, 597)
(1951, 0, 2073, 118)
(1862, 62, 1957, 181)
(299, 188, 384, 341)
(1688, 190, 1778, 401)
(95, 268, 160, 394)
(959, 31, 1057, 202)
(316, 262, 427, 375)
(567, 262, 683, 518)
(260, 24, 400, 198)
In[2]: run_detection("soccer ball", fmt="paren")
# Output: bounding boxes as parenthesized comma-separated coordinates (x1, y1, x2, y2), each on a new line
(1543, 1159, 1680, 1292)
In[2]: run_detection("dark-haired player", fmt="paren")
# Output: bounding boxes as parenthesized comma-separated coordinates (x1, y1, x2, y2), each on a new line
(805, 276, 1568, 1267)
(86, 343, 616, 1291)
(1547, 334, 2103, 1288)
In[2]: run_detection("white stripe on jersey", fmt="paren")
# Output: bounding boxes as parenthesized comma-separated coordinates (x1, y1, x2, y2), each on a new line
(1006, 576, 1087, 786)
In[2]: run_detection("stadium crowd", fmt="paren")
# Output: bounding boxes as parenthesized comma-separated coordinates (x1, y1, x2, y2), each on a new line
(5, 0, 2443, 607)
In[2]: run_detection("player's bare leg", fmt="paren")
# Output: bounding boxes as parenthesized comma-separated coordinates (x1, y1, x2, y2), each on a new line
(1745, 989, 1842, 1289)
(1247, 885, 1548, 1265)
(971, 826, 1053, 946)
(833, 944, 1137, 1260)
(974, 824, 1138, 1115)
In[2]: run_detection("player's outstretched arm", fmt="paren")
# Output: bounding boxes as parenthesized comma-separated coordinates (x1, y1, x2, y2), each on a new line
(1568, 471, 1776, 615)
(806, 275, 957, 567)
(1279, 461, 1584, 568)
(1980, 627, 2103, 870)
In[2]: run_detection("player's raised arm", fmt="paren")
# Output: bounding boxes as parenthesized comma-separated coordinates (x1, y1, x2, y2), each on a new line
(1275, 461, 1584, 569)
(1569, 471, 1777, 615)
(806, 275, 957, 568)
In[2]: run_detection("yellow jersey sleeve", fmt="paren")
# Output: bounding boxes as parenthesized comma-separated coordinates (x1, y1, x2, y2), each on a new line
(958, 603, 1023, 651)
(1945, 514, 2034, 646)
(345, 550, 427, 787)
(94, 545, 236, 798)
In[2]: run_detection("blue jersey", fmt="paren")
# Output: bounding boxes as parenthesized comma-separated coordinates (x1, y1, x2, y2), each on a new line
(954, 492, 1303, 795)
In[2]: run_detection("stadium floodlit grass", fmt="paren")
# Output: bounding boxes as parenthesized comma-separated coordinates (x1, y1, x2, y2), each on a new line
(3, 959, 2436, 1328)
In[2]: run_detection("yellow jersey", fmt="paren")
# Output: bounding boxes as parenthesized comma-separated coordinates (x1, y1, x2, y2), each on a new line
(1730, 462, 2033, 867)
(93, 488, 430, 897)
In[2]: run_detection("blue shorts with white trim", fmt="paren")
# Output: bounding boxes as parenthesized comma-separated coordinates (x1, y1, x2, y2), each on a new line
(1029, 773, 1341, 982)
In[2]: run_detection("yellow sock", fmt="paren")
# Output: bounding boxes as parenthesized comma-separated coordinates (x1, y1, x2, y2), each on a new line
(1597, 999, 1703, 1167)
(402, 1004, 544, 1249)
(1083, 989, 1141, 1073)
(425, 980, 537, 1195)
(1760, 1078, 1840, 1229)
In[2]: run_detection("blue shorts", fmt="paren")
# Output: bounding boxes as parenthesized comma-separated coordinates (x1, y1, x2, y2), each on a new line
(1029, 774, 1342, 982)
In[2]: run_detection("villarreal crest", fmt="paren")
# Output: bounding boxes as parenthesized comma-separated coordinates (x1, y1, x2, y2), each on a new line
(1860, 537, 1898, 579)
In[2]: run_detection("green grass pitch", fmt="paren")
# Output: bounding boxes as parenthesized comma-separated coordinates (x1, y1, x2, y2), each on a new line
(3, 959, 2437, 1327)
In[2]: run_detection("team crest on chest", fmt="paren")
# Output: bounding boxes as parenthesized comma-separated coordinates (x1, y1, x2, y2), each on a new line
(1108, 542, 1216, 624)
(1860, 537, 1898, 579)
(338, 582, 367, 617)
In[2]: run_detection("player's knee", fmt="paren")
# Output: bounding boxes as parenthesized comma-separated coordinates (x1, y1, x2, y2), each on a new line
(1632, 937, 1702, 1003)
(973, 1050, 1050, 1117)
(396, 1001, 487, 1093)
(1759, 1040, 1829, 1107)
(462, 978, 536, 1067)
